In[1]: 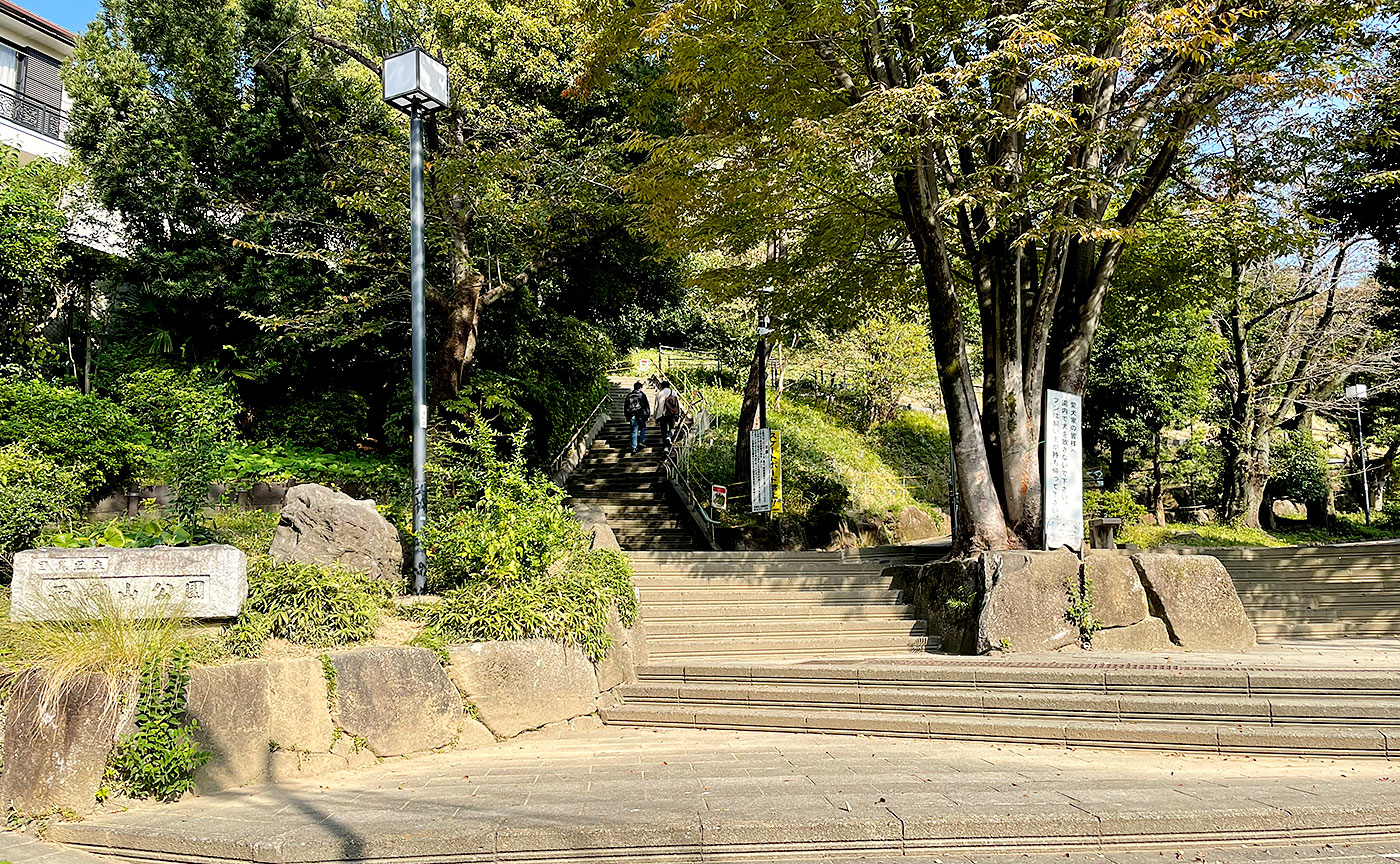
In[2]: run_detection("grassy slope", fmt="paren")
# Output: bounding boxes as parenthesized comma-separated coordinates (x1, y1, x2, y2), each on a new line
(1120, 512, 1400, 549)
(686, 383, 951, 520)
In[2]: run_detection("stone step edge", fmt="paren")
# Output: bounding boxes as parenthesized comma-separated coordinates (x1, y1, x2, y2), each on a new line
(47, 804, 1400, 864)
(616, 691, 1400, 724)
(600, 707, 1400, 757)
(631, 665, 1400, 694)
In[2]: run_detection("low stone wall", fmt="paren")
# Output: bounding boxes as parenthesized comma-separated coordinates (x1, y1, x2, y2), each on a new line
(0, 607, 646, 814)
(891, 550, 1256, 655)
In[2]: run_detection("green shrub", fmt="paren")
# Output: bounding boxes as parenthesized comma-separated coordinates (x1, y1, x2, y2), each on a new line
(105, 648, 210, 802)
(0, 378, 148, 489)
(253, 390, 370, 452)
(415, 547, 637, 662)
(115, 368, 238, 455)
(207, 508, 280, 556)
(224, 557, 391, 655)
(223, 443, 405, 499)
(411, 418, 638, 659)
(1268, 429, 1331, 503)
(0, 445, 86, 574)
(1083, 487, 1147, 524)
(46, 517, 195, 549)
(422, 419, 581, 591)
(113, 368, 240, 523)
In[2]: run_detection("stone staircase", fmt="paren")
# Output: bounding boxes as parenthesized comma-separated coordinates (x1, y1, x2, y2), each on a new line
(564, 382, 700, 552)
(626, 550, 940, 663)
(603, 659, 1400, 757)
(1210, 543, 1400, 640)
(601, 549, 1400, 757)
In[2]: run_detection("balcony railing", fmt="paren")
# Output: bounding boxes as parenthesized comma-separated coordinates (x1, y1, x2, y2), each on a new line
(0, 83, 67, 143)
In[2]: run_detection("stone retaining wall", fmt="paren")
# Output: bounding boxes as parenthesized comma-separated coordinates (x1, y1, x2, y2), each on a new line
(891, 550, 1256, 655)
(0, 607, 646, 815)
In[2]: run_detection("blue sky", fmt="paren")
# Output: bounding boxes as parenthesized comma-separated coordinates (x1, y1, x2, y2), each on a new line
(33, 0, 101, 35)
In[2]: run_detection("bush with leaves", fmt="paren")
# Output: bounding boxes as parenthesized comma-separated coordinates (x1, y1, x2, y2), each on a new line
(0, 445, 87, 576)
(105, 648, 210, 801)
(253, 389, 371, 452)
(412, 418, 637, 658)
(1268, 428, 1332, 504)
(114, 367, 241, 524)
(1083, 488, 1147, 525)
(224, 557, 391, 657)
(0, 378, 148, 489)
(421, 420, 581, 590)
(413, 547, 637, 662)
(46, 517, 195, 549)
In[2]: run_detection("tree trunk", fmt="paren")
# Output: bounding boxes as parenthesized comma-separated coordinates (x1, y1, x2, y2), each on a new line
(1152, 430, 1166, 524)
(431, 254, 485, 407)
(734, 338, 765, 492)
(1108, 439, 1127, 491)
(893, 162, 1013, 550)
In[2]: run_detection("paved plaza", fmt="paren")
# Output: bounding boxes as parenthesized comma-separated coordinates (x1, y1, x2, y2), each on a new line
(44, 724, 1400, 863)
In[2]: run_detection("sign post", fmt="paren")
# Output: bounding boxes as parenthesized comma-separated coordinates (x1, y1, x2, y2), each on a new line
(771, 431, 783, 515)
(1043, 389, 1083, 551)
(750, 428, 773, 514)
(711, 484, 728, 512)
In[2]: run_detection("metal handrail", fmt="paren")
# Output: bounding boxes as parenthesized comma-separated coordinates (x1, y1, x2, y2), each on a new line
(548, 390, 613, 485)
(649, 373, 722, 548)
(0, 83, 67, 142)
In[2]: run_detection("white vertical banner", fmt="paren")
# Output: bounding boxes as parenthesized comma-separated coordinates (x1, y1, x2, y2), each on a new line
(750, 428, 773, 514)
(1043, 389, 1083, 551)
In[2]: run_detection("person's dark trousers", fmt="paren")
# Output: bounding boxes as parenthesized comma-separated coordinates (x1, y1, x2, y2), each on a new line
(659, 415, 676, 447)
(630, 415, 647, 452)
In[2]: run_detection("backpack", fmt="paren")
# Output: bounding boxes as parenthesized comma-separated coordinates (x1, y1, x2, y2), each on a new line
(624, 390, 646, 418)
(664, 393, 681, 417)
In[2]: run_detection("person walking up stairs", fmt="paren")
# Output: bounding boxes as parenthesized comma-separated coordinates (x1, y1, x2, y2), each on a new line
(565, 378, 701, 551)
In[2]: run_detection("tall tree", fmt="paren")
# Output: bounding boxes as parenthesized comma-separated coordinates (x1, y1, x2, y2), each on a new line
(0, 153, 71, 370)
(65, 0, 658, 417)
(582, 0, 1383, 549)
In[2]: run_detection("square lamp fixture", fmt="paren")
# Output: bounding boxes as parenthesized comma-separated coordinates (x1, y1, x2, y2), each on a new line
(1346, 383, 1369, 401)
(382, 48, 451, 114)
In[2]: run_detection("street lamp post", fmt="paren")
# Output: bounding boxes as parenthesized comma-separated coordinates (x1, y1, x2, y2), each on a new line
(1346, 383, 1371, 525)
(382, 48, 451, 594)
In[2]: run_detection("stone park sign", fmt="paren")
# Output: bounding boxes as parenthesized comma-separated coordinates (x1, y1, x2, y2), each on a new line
(10, 545, 247, 621)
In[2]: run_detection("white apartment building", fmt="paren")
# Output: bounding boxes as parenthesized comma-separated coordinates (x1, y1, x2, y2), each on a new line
(0, 0, 74, 165)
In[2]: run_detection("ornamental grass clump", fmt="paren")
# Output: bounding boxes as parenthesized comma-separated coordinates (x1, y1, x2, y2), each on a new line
(224, 556, 392, 657)
(0, 587, 192, 719)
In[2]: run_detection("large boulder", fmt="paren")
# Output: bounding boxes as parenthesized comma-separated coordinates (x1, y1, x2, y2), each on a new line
(893, 558, 985, 654)
(270, 483, 404, 583)
(894, 505, 942, 543)
(0, 673, 121, 814)
(1091, 617, 1173, 652)
(446, 640, 599, 739)
(976, 550, 1081, 653)
(328, 647, 463, 757)
(1084, 554, 1149, 628)
(1132, 553, 1257, 651)
(266, 658, 334, 753)
(186, 661, 273, 793)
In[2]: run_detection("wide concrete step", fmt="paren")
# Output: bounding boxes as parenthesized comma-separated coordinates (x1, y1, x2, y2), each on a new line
(634, 574, 900, 589)
(635, 588, 913, 605)
(619, 681, 1400, 724)
(645, 619, 928, 638)
(632, 662, 1400, 696)
(645, 634, 936, 661)
(641, 603, 920, 622)
(599, 704, 1398, 756)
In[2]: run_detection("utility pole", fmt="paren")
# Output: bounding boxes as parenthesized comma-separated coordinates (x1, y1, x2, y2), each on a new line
(1346, 383, 1371, 525)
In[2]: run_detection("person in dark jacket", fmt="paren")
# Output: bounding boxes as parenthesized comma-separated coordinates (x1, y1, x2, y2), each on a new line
(623, 381, 650, 455)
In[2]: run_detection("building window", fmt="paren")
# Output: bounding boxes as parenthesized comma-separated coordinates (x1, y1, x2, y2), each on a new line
(0, 42, 65, 141)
